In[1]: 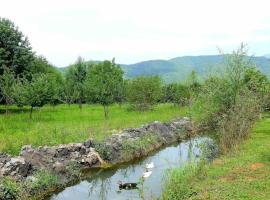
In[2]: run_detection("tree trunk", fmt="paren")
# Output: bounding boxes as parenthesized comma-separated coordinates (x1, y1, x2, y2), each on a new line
(103, 105, 109, 120)
(30, 106, 33, 119)
(5, 104, 8, 115)
(79, 99, 82, 111)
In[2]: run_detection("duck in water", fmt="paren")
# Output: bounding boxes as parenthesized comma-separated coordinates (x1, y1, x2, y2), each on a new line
(117, 181, 138, 190)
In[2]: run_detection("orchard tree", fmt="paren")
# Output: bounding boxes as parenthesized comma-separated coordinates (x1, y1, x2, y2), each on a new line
(65, 57, 87, 110)
(85, 59, 124, 119)
(18, 74, 55, 119)
(127, 76, 162, 110)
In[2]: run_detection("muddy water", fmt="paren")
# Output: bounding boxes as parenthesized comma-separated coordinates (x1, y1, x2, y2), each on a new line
(50, 137, 210, 200)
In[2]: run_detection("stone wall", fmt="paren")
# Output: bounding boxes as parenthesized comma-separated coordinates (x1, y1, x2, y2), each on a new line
(0, 117, 192, 180)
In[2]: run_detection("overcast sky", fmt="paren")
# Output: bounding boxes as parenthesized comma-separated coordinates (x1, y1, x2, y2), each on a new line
(1, 0, 270, 66)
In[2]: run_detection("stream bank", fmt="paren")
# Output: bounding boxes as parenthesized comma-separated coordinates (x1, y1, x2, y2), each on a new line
(0, 117, 194, 200)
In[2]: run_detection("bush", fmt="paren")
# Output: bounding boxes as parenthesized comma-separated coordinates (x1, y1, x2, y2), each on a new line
(195, 44, 267, 152)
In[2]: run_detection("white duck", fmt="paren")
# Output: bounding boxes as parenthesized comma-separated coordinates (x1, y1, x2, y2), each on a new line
(142, 171, 152, 179)
(145, 162, 154, 169)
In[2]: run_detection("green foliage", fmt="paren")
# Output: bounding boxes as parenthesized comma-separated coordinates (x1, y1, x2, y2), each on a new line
(0, 67, 16, 109)
(28, 170, 59, 191)
(162, 162, 200, 200)
(64, 56, 88, 109)
(15, 73, 59, 118)
(0, 17, 34, 76)
(162, 83, 190, 106)
(244, 67, 270, 109)
(66, 161, 81, 178)
(0, 170, 59, 200)
(85, 59, 124, 118)
(93, 143, 113, 160)
(163, 116, 270, 199)
(0, 177, 22, 200)
(120, 133, 160, 160)
(194, 44, 267, 152)
(0, 104, 186, 155)
(127, 76, 162, 110)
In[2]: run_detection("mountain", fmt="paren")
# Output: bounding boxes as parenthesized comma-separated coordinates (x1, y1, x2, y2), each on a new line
(264, 54, 270, 59)
(60, 55, 270, 82)
(122, 55, 270, 82)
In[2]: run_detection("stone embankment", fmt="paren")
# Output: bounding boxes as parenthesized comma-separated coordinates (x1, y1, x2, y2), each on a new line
(0, 117, 192, 181)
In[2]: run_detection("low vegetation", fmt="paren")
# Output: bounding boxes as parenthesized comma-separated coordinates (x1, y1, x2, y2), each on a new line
(162, 115, 270, 200)
(0, 170, 59, 200)
(0, 103, 188, 155)
(162, 45, 270, 199)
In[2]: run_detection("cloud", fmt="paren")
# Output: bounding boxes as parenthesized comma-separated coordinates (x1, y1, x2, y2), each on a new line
(1, 0, 270, 66)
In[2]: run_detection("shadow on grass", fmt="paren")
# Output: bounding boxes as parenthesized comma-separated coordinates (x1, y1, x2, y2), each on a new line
(0, 107, 30, 114)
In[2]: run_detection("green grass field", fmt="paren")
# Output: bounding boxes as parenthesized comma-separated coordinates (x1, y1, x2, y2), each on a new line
(163, 113, 270, 200)
(0, 104, 188, 155)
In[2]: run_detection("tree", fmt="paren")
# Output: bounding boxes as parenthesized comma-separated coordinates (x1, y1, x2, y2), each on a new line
(244, 67, 270, 110)
(16, 74, 55, 118)
(0, 18, 34, 76)
(0, 18, 35, 103)
(127, 76, 162, 110)
(161, 83, 189, 106)
(65, 57, 88, 110)
(85, 59, 124, 119)
(0, 67, 16, 113)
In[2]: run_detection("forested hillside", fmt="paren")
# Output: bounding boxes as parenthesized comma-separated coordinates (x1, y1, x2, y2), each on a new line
(62, 55, 270, 82)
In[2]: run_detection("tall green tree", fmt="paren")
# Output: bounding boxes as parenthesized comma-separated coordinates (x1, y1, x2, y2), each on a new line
(127, 76, 162, 110)
(85, 59, 124, 119)
(65, 57, 88, 110)
(0, 17, 34, 76)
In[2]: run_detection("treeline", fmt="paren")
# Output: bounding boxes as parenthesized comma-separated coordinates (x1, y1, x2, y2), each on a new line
(0, 18, 201, 119)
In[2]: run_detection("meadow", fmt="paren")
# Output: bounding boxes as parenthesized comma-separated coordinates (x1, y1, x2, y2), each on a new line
(0, 103, 188, 155)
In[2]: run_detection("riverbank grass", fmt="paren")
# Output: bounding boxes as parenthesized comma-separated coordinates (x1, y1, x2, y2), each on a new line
(0, 104, 187, 155)
(163, 114, 270, 200)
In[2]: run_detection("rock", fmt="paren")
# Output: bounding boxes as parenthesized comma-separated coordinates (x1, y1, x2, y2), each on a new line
(0, 157, 32, 178)
(26, 175, 38, 183)
(70, 152, 81, 159)
(53, 161, 66, 173)
(57, 147, 69, 157)
(20, 145, 33, 156)
(83, 139, 93, 148)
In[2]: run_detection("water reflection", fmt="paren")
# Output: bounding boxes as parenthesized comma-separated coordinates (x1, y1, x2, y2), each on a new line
(50, 137, 209, 200)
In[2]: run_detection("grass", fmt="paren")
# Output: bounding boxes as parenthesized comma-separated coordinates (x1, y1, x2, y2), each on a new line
(162, 114, 270, 200)
(0, 103, 188, 155)
(0, 169, 59, 200)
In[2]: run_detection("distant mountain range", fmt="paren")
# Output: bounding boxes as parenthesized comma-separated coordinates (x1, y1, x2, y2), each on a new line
(60, 55, 270, 82)
(264, 54, 270, 59)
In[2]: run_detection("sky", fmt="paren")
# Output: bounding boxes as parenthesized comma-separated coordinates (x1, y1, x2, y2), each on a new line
(1, 0, 270, 67)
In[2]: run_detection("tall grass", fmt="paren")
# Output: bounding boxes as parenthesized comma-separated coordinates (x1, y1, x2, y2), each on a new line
(0, 103, 188, 155)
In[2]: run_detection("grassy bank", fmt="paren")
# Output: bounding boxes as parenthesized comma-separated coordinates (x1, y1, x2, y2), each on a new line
(162, 114, 270, 200)
(0, 103, 187, 155)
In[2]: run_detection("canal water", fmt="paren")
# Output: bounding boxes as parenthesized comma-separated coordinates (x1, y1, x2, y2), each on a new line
(50, 137, 211, 200)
